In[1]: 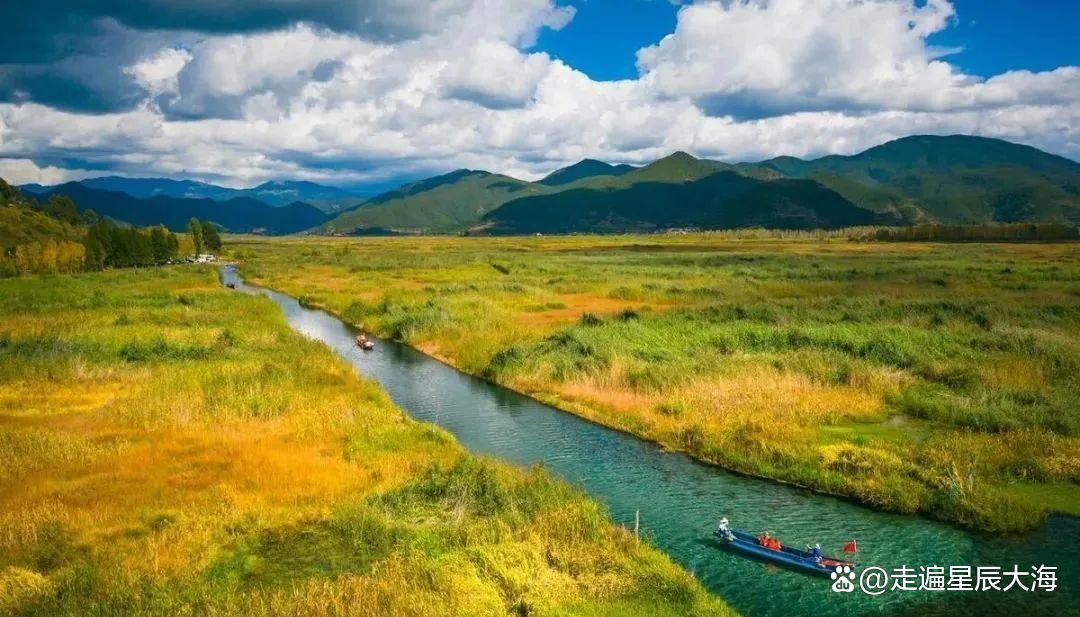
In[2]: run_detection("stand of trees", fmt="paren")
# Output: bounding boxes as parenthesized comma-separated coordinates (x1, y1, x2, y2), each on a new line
(871, 223, 1079, 242)
(187, 218, 222, 255)
(12, 240, 86, 275)
(1, 178, 188, 276)
(84, 221, 181, 270)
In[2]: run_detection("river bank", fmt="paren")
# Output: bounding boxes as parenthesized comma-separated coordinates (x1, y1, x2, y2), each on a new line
(224, 264, 1079, 617)
(231, 234, 1080, 535)
(0, 266, 731, 617)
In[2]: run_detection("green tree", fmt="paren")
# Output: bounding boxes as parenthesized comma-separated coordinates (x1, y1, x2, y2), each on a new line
(149, 226, 171, 264)
(166, 232, 180, 260)
(201, 220, 222, 254)
(0, 178, 22, 205)
(187, 218, 203, 256)
(132, 229, 153, 266)
(81, 209, 100, 225)
(84, 222, 112, 271)
(43, 195, 81, 225)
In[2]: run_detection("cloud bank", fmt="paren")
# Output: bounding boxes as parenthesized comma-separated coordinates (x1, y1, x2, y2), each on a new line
(0, 0, 1076, 187)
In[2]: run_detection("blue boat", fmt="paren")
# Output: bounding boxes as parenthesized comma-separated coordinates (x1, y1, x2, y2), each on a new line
(713, 525, 857, 577)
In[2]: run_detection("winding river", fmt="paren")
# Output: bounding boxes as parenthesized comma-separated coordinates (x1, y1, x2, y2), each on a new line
(222, 266, 1076, 617)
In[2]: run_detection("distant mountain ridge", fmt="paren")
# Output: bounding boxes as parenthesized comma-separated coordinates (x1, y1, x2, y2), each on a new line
(538, 159, 635, 186)
(322, 169, 545, 234)
(22, 176, 364, 212)
(16, 135, 1079, 236)
(32, 183, 329, 234)
(478, 168, 891, 234)
(736, 135, 1080, 224)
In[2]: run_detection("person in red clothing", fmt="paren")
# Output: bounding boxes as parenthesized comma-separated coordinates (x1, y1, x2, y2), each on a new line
(758, 532, 782, 551)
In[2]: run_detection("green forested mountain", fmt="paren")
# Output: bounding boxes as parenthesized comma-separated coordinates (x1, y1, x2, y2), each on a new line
(322, 135, 1078, 235)
(738, 135, 1080, 224)
(322, 170, 548, 234)
(479, 170, 889, 234)
(554, 151, 731, 191)
(538, 159, 635, 186)
(321, 153, 737, 234)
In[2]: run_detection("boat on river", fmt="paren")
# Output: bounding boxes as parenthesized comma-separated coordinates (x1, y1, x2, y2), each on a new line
(714, 521, 857, 577)
(356, 334, 375, 350)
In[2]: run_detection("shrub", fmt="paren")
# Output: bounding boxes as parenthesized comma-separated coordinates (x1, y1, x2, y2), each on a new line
(579, 313, 603, 326)
(119, 337, 210, 362)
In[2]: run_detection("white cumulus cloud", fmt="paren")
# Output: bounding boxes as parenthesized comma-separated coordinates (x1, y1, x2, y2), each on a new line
(0, 0, 1075, 189)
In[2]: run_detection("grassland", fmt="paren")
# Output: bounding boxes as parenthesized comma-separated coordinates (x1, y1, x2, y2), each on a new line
(0, 266, 731, 616)
(232, 233, 1080, 534)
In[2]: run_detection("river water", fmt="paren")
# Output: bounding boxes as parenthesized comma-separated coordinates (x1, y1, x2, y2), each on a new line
(222, 266, 1077, 617)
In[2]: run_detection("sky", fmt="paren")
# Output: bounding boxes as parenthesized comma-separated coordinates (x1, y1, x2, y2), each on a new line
(0, 0, 1076, 189)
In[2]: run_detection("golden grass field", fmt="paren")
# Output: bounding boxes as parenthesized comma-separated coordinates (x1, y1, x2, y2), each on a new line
(0, 266, 731, 616)
(232, 233, 1080, 534)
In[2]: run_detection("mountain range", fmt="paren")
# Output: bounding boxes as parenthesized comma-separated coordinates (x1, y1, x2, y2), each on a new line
(13, 135, 1080, 236)
(328, 135, 1080, 235)
(26, 183, 328, 235)
(22, 177, 364, 212)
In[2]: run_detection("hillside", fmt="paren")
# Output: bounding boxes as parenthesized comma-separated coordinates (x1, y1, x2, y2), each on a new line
(37, 183, 329, 234)
(538, 159, 635, 186)
(480, 169, 890, 234)
(0, 204, 84, 250)
(558, 151, 731, 191)
(322, 170, 548, 234)
(739, 135, 1080, 224)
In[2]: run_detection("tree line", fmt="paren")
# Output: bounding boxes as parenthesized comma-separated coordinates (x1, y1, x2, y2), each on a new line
(1, 178, 225, 276)
(870, 223, 1079, 242)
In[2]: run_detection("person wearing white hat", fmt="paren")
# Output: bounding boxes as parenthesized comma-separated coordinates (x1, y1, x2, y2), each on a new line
(717, 517, 734, 540)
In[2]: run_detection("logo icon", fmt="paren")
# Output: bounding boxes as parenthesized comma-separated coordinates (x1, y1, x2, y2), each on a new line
(831, 565, 856, 592)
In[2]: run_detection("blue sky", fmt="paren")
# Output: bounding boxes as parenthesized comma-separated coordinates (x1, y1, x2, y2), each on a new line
(537, 1, 1080, 80)
(0, 0, 1076, 188)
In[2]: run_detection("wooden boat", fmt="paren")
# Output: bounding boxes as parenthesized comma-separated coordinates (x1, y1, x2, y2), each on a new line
(713, 527, 856, 577)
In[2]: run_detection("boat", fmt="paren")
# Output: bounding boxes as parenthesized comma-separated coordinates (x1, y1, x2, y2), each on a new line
(356, 334, 375, 350)
(713, 522, 857, 577)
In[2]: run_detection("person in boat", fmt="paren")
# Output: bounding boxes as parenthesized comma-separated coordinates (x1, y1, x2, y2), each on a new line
(717, 517, 734, 540)
(757, 533, 781, 551)
(809, 543, 822, 563)
(758, 532, 780, 550)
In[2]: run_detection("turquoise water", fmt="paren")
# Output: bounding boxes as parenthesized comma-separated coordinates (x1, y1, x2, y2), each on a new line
(223, 267, 1077, 617)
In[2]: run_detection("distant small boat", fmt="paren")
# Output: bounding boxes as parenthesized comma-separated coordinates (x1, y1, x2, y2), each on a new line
(226, 282, 236, 289)
(714, 523, 857, 577)
(356, 334, 375, 350)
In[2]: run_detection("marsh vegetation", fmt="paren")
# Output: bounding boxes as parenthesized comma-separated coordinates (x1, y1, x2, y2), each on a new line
(234, 234, 1080, 534)
(0, 266, 730, 616)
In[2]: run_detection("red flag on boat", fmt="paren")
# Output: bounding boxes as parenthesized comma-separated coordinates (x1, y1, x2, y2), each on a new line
(842, 540, 857, 553)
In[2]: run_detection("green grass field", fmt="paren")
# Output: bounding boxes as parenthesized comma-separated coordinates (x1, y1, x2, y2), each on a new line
(0, 266, 731, 616)
(232, 233, 1080, 534)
